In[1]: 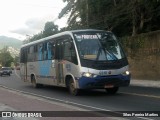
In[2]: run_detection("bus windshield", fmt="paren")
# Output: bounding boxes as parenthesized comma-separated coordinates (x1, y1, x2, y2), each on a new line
(74, 31, 125, 61)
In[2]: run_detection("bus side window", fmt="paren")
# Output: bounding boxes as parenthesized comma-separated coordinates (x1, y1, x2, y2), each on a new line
(47, 42, 52, 59)
(51, 43, 55, 59)
(47, 40, 55, 60)
(64, 41, 71, 61)
(70, 41, 78, 65)
(63, 38, 78, 65)
(30, 46, 34, 62)
(34, 45, 38, 61)
(27, 47, 30, 62)
(20, 48, 27, 63)
(43, 42, 48, 60)
(38, 44, 43, 60)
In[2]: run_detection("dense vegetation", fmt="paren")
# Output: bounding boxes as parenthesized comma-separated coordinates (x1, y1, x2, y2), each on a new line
(59, 0, 160, 36)
(0, 37, 21, 67)
(25, 0, 160, 43)
(24, 22, 59, 44)
(0, 47, 14, 67)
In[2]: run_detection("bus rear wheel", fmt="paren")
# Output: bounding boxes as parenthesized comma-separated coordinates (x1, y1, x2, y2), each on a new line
(69, 78, 80, 96)
(31, 76, 42, 88)
(105, 87, 119, 94)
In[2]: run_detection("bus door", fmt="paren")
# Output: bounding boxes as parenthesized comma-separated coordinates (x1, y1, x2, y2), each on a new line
(56, 39, 64, 85)
(20, 63, 26, 81)
(20, 48, 28, 82)
(24, 62, 27, 81)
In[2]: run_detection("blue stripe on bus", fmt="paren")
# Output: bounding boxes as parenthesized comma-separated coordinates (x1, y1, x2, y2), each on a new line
(77, 75, 131, 89)
(38, 60, 52, 76)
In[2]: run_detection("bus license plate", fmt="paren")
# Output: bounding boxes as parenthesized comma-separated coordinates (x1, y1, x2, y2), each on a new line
(104, 84, 114, 88)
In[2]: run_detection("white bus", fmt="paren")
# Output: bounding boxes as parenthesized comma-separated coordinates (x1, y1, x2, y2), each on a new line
(20, 29, 130, 95)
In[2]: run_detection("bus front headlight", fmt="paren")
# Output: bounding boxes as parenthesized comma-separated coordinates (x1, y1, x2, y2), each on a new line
(122, 71, 130, 76)
(82, 72, 97, 78)
(126, 71, 130, 75)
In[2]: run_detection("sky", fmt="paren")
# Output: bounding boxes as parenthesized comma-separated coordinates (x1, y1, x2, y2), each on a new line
(0, 0, 68, 40)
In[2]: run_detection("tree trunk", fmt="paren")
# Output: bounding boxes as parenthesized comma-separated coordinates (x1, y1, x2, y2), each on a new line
(132, 0, 137, 36)
(113, 0, 117, 6)
(132, 23, 136, 36)
(140, 12, 144, 31)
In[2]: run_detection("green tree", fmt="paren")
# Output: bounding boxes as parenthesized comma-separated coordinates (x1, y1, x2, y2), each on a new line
(0, 47, 14, 67)
(59, 0, 160, 37)
(59, 0, 88, 30)
(29, 32, 43, 42)
(23, 21, 59, 44)
(43, 22, 59, 37)
(14, 56, 20, 66)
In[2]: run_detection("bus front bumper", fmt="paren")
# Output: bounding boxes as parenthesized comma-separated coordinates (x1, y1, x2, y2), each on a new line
(76, 75, 131, 89)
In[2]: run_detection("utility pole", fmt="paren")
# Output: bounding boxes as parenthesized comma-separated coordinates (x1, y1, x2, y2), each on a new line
(86, 0, 89, 28)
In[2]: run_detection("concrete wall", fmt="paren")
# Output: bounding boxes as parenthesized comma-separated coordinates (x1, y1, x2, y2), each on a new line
(122, 30, 160, 80)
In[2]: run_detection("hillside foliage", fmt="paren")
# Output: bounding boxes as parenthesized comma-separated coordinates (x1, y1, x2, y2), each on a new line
(0, 36, 22, 49)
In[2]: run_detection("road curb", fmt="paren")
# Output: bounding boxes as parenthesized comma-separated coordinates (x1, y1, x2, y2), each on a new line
(130, 79, 160, 88)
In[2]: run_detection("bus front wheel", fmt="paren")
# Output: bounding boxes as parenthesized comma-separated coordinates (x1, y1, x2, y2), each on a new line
(69, 78, 80, 96)
(105, 87, 119, 94)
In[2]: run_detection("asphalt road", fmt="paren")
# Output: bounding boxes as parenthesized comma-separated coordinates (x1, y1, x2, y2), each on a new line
(0, 70, 160, 119)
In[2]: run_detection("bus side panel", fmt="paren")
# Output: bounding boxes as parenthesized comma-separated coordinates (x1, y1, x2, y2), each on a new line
(20, 63, 27, 82)
(36, 60, 57, 85)
(62, 61, 81, 87)
(49, 60, 57, 85)
(26, 62, 35, 83)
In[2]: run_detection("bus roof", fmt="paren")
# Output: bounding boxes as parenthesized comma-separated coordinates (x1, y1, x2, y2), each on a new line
(21, 29, 109, 48)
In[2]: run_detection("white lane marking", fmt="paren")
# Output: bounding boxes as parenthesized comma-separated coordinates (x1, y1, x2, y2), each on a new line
(0, 84, 111, 111)
(0, 85, 156, 120)
(138, 117, 154, 120)
(120, 92, 160, 99)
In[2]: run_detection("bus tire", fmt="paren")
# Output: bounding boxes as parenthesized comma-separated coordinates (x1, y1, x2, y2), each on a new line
(69, 78, 80, 96)
(31, 76, 42, 88)
(105, 87, 119, 94)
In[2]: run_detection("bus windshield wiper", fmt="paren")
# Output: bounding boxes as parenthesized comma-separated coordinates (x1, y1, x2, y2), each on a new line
(96, 47, 118, 61)
(105, 49, 118, 60)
